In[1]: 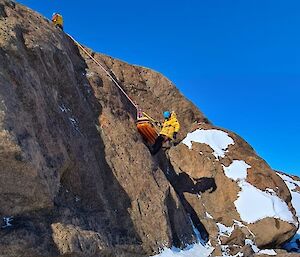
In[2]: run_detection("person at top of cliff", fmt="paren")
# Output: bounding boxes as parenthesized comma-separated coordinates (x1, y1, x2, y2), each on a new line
(51, 13, 64, 30)
(150, 111, 180, 155)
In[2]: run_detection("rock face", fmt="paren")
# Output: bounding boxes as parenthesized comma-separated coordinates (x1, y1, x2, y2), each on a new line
(168, 126, 298, 256)
(0, 1, 298, 257)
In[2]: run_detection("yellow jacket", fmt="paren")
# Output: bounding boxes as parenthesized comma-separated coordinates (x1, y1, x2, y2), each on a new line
(160, 112, 180, 139)
(52, 14, 63, 26)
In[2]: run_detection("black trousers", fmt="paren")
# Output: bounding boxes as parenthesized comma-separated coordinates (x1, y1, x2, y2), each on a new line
(56, 24, 64, 30)
(150, 135, 166, 155)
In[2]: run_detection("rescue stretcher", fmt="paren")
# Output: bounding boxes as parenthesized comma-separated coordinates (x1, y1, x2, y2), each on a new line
(136, 116, 159, 145)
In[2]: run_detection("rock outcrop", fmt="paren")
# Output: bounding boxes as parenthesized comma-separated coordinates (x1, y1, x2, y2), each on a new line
(0, 1, 299, 257)
(168, 126, 298, 256)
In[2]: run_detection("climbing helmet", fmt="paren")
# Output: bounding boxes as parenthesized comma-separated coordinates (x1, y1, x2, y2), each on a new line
(163, 111, 171, 119)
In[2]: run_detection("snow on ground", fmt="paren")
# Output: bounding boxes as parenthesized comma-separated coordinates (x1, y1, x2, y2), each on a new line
(216, 222, 242, 256)
(216, 223, 234, 237)
(245, 239, 260, 253)
(257, 249, 277, 255)
(235, 180, 295, 224)
(245, 239, 277, 255)
(151, 219, 214, 257)
(152, 244, 213, 257)
(277, 172, 300, 252)
(223, 160, 250, 181)
(182, 129, 234, 159)
(216, 221, 249, 257)
(215, 220, 277, 257)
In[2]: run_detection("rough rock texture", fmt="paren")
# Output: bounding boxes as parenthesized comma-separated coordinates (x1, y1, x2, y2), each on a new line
(0, 1, 199, 256)
(168, 124, 298, 255)
(0, 1, 299, 257)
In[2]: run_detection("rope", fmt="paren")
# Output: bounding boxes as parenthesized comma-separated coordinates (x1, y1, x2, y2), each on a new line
(142, 112, 160, 124)
(68, 35, 138, 111)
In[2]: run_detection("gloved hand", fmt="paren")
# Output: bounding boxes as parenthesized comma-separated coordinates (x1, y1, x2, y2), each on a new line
(155, 121, 161, 127)
(173, 132, 177, 140)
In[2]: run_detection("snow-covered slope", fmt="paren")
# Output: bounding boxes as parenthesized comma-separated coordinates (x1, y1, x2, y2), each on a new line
(153, 244, 213, 257)
(184, 129, 296, 225)
(277, 173, 300, 252)
(163, 128, 298, 256)
(222, 160, 295, 224)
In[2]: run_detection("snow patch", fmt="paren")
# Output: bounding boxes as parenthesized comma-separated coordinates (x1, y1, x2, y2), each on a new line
(221, 161, 295, 224)
(217, 223, 234, 237)
(86, 71, 95, 78)
(216, 222, 243, 256)
(68, 117, 81, 134)
(205, 212, 213, 219)
(278, 172, 300, 252)
(220, 245, 244, 257)
(235, 181, 295, 224)
(232, 219, 255, 237)
(290, 192, 300, 216)
(182, 129, 234, 159)
(245, 239, 260, 253)
(151, 218, 214, 257)
(58, 104, 81, 134)
(265, 188, 276, 194)
(152, 244, 213, 257)
(278, 173, 300, 212)
(246, 239, 277, 255)
(59, 104, 70, 113)
(223, 161, 250, 181)
(257, 249, 277, 255)
(277, 173, 300, 191)
(2, 216, 13, 228)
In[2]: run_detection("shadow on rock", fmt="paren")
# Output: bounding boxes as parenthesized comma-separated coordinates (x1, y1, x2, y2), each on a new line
(175, 173, 217, 195)
(156, 151, 217, 244)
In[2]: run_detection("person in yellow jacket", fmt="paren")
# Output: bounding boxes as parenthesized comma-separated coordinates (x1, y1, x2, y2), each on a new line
(52, 13, 64, 30)
(150, 111, 180, 155)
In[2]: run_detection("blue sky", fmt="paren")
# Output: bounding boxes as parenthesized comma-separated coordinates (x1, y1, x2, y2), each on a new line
(17, 0, 300, 175)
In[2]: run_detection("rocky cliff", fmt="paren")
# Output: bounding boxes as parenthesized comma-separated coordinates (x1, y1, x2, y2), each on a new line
(0, 1, 299, 257)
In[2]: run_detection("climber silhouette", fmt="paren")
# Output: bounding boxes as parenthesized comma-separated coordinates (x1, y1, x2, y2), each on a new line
(52, 13, 63, 30)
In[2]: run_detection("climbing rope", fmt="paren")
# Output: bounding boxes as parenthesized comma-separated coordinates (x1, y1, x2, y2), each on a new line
(142, 112, 159, 124)
(68, 35, 139, 113)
